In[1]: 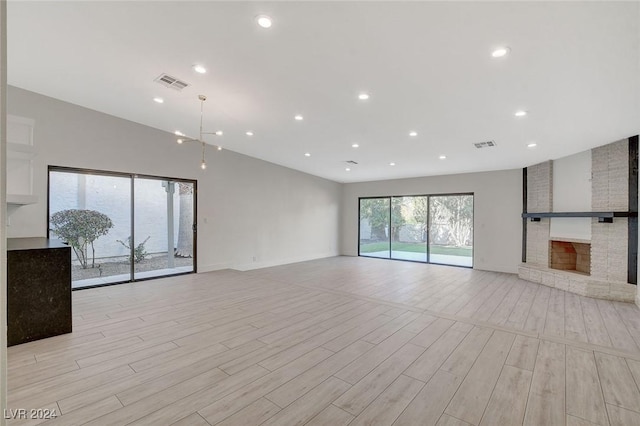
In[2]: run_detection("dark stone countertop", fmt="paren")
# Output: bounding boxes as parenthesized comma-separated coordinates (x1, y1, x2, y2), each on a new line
(7, 237, 69, 251)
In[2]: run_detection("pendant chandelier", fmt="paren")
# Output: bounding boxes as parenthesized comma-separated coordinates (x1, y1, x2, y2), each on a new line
(176, 94, 222, 169)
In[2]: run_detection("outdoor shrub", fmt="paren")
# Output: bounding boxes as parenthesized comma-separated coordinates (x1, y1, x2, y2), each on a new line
(117, 236, 150, 263)
(50, 209, 114, 269)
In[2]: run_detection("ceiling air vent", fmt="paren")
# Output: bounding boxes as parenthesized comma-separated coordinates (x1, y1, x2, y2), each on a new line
(474, 140, 497, 149)
(154, 73, 190, 91)
(346, 160, 358, 165)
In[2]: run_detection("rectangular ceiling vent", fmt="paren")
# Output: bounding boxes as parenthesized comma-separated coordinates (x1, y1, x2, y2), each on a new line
(474, 140, 497, 149)
(154, 73, 190, 91)
(345, 160, 358, 165)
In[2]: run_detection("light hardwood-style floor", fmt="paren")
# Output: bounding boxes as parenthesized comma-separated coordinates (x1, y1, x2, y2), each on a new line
(7, 256, 640, 425)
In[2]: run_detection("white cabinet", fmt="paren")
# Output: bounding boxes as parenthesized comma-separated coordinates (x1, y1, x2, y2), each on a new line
(7, 115, 37, 206)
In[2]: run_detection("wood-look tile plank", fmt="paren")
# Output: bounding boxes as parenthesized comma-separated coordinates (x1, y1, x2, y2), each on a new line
(261, 377, 351, 426)
(566, 347, 608, 426)
(436, 414, 473, 426)
(90, 365, 265, 426)
(410, 318, 455, 348)
(361, 311, 420, 344)
(170, 412, 211, 426)
(405, 327, 469, 382)
(9, 258, 640, 426)
(335, 330, 415, 384)
(305, 405, 354, 426)
(479, 365, 531, 426)
(334, 343, 425, 416)
(505, 284, 538, 330)
(41, 396, 123, 426)
(486, 279, 527, 325)
(581, 298, 613, 348)
(468, 276, 513, 322)
(197, 348, 334, 425)
(322, 313, 397, 352)
(216, 398, 281, 426)
(564, 292, 589, 342)
(523, 340, 566, 426)
(394, 370, 462, 426)
(596, 299, 640, 353)
(440, 326, 493, 378)
(444, 330, 515, 425)
(544, 288, 565, 337)
(606, 403, 640, 426)
(265, 340, 373, 408)
(505, 335, 540, 371)
(566, 414, 602, 426)
(349, 374, 424, 426)
(595, 352, 640, 413)
(524, 285, 551, 333)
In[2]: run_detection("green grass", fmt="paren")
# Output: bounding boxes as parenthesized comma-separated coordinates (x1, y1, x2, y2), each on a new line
(359, 242, 472, 257)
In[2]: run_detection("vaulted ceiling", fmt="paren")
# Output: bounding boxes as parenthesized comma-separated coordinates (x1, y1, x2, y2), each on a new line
(7, 1, 640, 182)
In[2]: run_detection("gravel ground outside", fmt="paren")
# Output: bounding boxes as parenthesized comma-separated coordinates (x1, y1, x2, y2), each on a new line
(72, 253, 193, 281)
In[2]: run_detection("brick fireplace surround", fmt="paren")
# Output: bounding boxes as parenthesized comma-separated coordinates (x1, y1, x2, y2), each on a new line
(518, 138, 638, 303)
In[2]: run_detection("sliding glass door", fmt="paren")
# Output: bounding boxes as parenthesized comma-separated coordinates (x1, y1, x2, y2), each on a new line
(49, 171, 132, 287)
(48, 167, 196, 288)
(359, 197, 391, 258)
(429, 195, 473, 267)
(391, 196, 428, 262)
(359, 193, 473, 267)
(133, 178, 194, 280)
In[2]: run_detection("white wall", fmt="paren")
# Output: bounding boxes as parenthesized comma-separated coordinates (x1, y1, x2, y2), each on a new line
(7, 86, 342, 272)
(550, 149, 592, 241)
(1, 1, 7, 423)
(341, 169, 522, 273)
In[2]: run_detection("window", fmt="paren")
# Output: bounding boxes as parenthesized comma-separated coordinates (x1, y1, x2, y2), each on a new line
(48, 167, 197, 288)
(359, 194, 473, 267)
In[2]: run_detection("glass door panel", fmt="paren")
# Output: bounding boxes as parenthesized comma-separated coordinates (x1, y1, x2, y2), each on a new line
(391, 196, 428, 262)
(133, 178, 194, 280)
(49, 171, 132, 288)
(359, 197, 391, 258)
(428, 195, 474, 267)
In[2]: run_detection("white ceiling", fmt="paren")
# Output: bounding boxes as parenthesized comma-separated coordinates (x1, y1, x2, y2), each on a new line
(7, 1, 640, 183)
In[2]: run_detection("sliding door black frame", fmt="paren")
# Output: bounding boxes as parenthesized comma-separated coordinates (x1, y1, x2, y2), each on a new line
(47, 165, 197, 290)
(358, 192, 474, 268)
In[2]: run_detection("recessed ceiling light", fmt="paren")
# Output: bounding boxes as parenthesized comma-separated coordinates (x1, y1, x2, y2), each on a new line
(491, 47, 510, 58)
(346, 168, 351, 172)
(358, 93, 370, 100)
(514, 110, 528, 117)
(439, 155, 447, 160)
(352, 143, 359, 148)
(527, 142, 537, 148)
(215, 130, 223, 136)
(389, 162, 396, 166)
(295, 114, 304, 121)
(217, 146, 222, 151)
(153, 97, 164, 104)
(193, 65, 207, 74)
(246, 131, 254, 136)
(304, 152, 311, 157)
(256, 15, 273, 28)
(174, 131, 184, 136)
(409, 131, 418, 137)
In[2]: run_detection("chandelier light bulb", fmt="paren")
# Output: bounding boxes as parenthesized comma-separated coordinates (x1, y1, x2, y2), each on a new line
(201, 161, 207, 170)
(177, 139, 183, 144)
